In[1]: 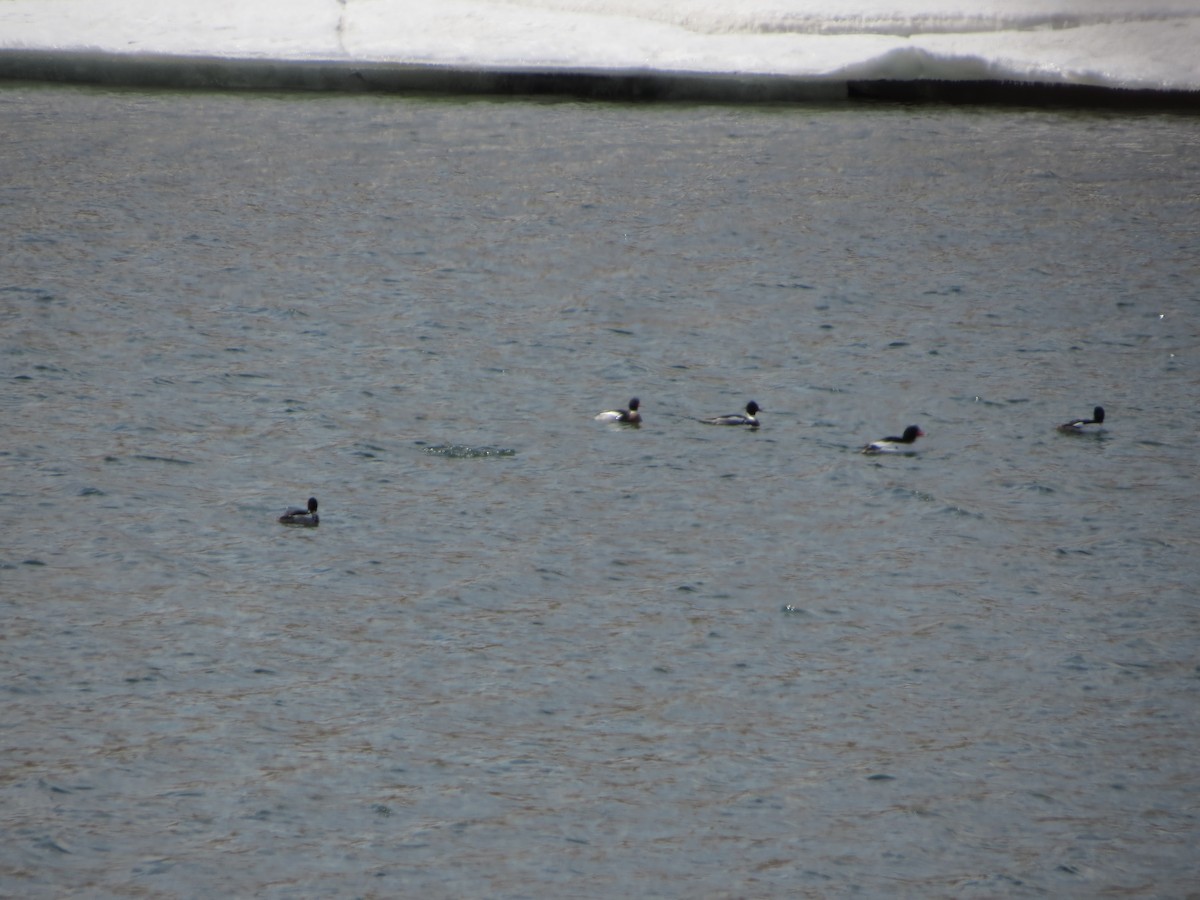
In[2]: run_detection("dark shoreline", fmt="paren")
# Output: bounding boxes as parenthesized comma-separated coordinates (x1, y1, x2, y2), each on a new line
(2, 49, 1198, 110)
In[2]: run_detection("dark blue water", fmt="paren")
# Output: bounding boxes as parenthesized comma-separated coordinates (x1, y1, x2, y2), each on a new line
(2, 85, 1198, 898)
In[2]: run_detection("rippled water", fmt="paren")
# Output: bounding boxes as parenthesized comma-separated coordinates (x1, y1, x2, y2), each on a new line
(2, 85, 1198, 898)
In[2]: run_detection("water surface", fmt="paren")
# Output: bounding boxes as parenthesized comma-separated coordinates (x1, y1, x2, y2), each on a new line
(2, 86, 1198, 897)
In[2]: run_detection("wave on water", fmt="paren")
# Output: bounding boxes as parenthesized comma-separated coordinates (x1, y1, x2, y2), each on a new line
(421, 444, 518, 459)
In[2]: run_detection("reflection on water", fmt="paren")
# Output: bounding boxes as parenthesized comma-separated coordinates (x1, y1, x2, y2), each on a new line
(2, 86, 1198, 897)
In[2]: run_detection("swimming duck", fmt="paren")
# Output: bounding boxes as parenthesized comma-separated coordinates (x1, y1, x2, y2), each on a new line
(595, 398, 641, 424)
(279, 497, 319, 527)
(862, 425, 924, 454)
(704, 401, 760, 427)
(1057, 406, 1105, 433)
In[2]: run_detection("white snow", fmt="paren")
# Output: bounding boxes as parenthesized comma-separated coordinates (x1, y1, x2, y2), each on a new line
(1, 0, 1198, 91)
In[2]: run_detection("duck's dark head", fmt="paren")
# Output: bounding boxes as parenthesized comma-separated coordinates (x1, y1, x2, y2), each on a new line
(903, 425, 925, 442)
(746, 401, 760, 416)
(1092, 406, 1105, 424)
(628, 398, 640, 411)
(307, 497, 319, 513)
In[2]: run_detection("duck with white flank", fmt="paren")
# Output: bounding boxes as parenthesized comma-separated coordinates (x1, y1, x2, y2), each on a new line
(704, 401, 760, 427)
(1057, 406, 1105, 433)
(279, 497, 319, 527)
(595, 398, 641, 425)
(862, 425, 924, 454)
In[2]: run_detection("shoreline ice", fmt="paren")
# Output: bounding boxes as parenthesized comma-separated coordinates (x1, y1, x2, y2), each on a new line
(2, 1, 1198, 104)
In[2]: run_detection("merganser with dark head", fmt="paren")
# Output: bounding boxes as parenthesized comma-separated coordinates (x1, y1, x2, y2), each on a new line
(595, 398, 641, 425)
(1057, 406, 1105, 433)
(862, 425, 924, 454)
(279, 497, 319, 527)
(705, 401, 760, 427)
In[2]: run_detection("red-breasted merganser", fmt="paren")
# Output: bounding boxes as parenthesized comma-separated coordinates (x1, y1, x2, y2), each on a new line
(279, 497, 319, 527)
(595, 398, 642, 424)
(704, 401, 760, 427)
(862, 425, 924, 454)
(1057, 406, 1105, 433)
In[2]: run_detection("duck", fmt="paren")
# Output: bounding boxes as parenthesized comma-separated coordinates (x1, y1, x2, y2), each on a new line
(1057, 406, 1105, 433)
(595, 397, 641, 424)
(704, 401, 760, 427)
(862, 425, 924, 454)
(279, 497, 319, 527)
